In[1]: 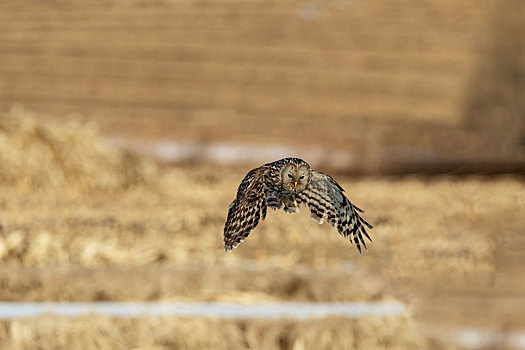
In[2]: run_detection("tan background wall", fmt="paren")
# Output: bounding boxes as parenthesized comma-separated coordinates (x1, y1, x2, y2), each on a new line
(2, 0, 523, 173)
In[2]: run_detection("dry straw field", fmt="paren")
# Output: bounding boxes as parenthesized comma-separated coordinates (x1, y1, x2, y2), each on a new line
(1, 0, 524, 348)
(0, 109, 524, 349)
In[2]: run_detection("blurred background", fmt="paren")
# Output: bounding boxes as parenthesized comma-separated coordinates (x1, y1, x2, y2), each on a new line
(0, 0, 524, 349)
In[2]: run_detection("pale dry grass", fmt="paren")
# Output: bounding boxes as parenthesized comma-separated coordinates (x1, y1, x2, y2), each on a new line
(0, 314, 440, 350)
(0, 105, 156, 193)
(2, 166, 521, 292)
(0, 111, 523, 347)
(1, 164, 521, 289)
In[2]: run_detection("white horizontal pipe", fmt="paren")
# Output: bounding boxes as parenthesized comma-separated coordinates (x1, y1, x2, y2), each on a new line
(0, 301, 404, 319)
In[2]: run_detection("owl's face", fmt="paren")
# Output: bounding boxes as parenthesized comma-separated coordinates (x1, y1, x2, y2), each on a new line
(281, 163, 311, 192)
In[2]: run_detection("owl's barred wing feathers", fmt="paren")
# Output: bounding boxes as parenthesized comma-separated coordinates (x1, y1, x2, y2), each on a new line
(223, 166, 268, 252)
(223, 159, 373, 253)
(297, 171, 373, 253)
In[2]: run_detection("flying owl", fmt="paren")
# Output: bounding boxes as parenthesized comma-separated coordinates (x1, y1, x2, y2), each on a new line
(223, 158, 373, 253)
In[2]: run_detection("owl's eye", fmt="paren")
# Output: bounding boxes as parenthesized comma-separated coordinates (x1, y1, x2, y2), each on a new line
(299, 175, 305, 179)
(287, 174, 293, 179)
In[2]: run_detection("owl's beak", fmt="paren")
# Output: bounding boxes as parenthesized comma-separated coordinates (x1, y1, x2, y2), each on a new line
(293, 181, 298, 189)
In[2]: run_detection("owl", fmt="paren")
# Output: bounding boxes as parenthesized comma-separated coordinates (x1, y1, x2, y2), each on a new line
(223, 158, 373, 253)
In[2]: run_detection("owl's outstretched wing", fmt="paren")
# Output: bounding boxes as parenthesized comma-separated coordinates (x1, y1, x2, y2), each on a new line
(223, 166, 268, 252)
(297, 171, 373, 253)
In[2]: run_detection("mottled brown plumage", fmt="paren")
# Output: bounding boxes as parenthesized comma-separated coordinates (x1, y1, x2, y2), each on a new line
(223, 158, 373, 253)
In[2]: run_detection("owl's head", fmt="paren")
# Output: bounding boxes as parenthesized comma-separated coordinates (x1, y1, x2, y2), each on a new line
(281, 162, 311, 192)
